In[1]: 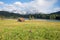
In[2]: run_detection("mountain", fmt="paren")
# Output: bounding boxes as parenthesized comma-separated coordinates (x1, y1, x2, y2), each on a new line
(50, 11, 60, 20)
(0, 11, 60, 20)
(51, 11, 60, 14)
(0, 11, 23, 18)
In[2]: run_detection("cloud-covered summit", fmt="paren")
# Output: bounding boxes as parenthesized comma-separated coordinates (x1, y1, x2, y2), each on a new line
(0, 0, 60, 14)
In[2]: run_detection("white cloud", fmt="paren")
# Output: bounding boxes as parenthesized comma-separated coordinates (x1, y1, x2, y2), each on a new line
(2, 4, 17, 12)
(0, 1, 4, 5)
(13, 2, 23, 7)
(0, 0, 60, 14)
(50, 7, 60, 13)
(53, 7, 60, 12)
(24, 0, 58, 13)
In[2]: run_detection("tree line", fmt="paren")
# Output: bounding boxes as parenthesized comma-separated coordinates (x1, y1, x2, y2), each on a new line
(0, 11, 60, 20)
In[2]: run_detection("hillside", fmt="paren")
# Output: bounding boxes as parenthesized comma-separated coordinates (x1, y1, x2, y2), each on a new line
(0, 11, 60, 20)
(0, 11, 23, 18)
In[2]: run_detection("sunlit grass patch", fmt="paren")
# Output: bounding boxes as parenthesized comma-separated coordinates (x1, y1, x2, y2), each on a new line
(0, 19, 60, 40)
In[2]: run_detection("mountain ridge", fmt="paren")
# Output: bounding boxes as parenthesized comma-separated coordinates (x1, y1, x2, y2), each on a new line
(0, 11, 60, 20)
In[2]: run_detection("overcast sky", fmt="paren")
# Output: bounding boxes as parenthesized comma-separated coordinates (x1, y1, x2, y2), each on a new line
(0, 0, 60, 14)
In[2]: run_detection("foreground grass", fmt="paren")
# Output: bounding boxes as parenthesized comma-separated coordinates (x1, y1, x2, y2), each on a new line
(0, 19, 60, 40)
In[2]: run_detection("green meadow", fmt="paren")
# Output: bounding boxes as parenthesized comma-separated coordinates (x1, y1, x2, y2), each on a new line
(0, 19, 60, 40)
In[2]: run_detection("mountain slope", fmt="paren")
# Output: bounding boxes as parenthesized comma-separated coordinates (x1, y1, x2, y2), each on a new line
(0, 11, 60, 20)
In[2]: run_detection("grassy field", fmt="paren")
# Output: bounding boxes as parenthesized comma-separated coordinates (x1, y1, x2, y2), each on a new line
(0, 19, 60, 40)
